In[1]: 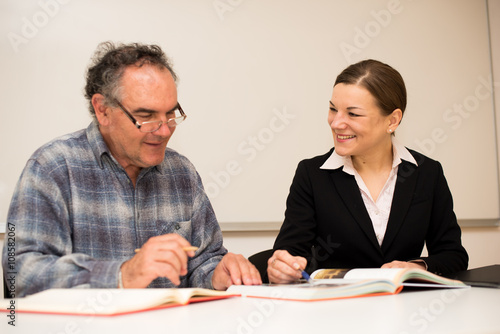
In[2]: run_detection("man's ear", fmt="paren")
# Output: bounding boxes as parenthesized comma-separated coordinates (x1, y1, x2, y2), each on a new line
(92, 94, 110, 126)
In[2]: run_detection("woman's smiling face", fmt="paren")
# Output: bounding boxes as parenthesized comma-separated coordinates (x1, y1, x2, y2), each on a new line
(328, 83, 395, 158)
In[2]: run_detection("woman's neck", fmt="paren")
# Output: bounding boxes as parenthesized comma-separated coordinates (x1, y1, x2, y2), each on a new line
(352, 144, 394, 174)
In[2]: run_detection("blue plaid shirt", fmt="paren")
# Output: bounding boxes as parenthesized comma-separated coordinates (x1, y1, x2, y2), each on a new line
(2, 121, 227, 297)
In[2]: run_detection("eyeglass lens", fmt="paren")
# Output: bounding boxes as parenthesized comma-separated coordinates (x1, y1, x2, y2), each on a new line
(139, 110, 186, 133)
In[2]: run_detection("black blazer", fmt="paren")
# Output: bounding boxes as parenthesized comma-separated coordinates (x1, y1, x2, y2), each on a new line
(273, 148, 468, 276)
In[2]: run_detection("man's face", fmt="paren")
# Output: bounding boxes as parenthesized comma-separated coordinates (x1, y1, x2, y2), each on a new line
(98, 64, 178, 175)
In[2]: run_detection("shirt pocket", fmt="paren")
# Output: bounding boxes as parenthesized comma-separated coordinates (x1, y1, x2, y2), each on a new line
(157, 220, 193, 241)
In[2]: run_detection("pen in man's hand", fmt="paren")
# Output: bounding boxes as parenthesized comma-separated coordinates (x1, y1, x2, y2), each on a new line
(134, 246, 199, 253)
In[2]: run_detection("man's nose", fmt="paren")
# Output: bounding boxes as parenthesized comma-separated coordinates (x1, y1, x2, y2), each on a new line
(152, 121, 174, 137)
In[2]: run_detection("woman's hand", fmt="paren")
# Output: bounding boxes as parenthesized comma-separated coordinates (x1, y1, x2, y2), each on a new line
(381, 260, 427, 270)
(267, 249, 307, 284)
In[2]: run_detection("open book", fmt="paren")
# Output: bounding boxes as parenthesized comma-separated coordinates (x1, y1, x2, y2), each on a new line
(228, 268, 468, 302)
(0, 288, 238, 317)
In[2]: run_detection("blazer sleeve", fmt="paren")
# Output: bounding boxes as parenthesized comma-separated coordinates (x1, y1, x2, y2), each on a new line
(416, 160, 468, 275)
(273, 159, 319, 267)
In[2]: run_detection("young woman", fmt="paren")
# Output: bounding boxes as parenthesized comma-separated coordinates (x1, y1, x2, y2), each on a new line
(267, 59, 468, 283)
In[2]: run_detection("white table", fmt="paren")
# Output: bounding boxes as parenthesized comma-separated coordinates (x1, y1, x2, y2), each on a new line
(2, 287, 499, 334)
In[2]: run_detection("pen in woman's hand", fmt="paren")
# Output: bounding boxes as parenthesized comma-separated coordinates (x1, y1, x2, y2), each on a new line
(294, 263, 312, 283)
(300, 269, 313, 283)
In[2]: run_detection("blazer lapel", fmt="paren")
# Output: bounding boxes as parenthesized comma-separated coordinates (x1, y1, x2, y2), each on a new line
(330, 170, 381, 251)
(381, 161, 419, 252)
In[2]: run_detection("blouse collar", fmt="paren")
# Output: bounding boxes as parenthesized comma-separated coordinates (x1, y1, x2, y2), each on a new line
(320, 137, 418, 174)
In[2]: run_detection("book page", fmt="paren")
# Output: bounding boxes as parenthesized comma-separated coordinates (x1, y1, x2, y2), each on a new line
(343, 268, 404, 282)
(312, 268, 404, 282)
(12, 289, 181, 315)
(309, 268, 468, 288)
(175, 288, 235, 304)
(3, 288, 234, 316)
(228, 280, 400, 300)
(310, 268, 351, 279)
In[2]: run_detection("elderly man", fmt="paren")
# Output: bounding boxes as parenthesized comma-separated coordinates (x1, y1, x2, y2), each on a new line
(2, 42, 261, 297)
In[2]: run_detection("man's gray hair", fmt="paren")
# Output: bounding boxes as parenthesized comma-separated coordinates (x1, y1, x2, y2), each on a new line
(84, 42, 177, 117)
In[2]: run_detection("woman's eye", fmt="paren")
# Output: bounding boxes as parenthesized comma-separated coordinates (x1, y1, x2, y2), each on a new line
(329, 108, 337, 113)
(348, 112, 360, 117)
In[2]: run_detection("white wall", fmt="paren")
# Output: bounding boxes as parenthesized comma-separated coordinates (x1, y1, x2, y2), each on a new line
(1, 1, 500, 298)
(223, 0, 500, 269)
(0, 0, 498, 225)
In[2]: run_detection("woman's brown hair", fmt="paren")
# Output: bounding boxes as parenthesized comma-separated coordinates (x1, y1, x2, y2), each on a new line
(334, 59, 407, 121)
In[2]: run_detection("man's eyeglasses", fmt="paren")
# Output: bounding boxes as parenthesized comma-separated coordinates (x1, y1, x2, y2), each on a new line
(114, 99, 187, 133)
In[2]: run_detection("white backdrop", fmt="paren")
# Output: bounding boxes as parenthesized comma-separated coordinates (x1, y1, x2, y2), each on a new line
(0, 0, 498, 225)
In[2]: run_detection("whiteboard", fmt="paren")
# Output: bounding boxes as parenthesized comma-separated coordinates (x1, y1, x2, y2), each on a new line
(0, 0, 498, 225)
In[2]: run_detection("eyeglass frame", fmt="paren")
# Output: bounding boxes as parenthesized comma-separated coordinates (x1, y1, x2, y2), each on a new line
(114, 99, 187, 133)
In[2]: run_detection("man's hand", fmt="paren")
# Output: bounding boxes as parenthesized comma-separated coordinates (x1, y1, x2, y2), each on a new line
(267, 249, 307, 284)
(211, 253, 262, 290)
(120, 234, 196, 288)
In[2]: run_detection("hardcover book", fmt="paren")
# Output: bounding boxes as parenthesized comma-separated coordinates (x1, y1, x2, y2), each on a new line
(1, 288, 238, 316)
(228, 267, 468, 301)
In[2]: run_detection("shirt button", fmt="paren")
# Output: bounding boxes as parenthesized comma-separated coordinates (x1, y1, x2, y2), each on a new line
(175, 224, 181, 230)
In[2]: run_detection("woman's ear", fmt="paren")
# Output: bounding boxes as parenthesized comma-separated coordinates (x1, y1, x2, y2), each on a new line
(387, 108, 403, 133)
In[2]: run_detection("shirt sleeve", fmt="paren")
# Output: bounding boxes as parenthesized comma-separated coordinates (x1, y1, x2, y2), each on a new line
(2, 158, 124, 297)
(184, 171, 227, 289)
